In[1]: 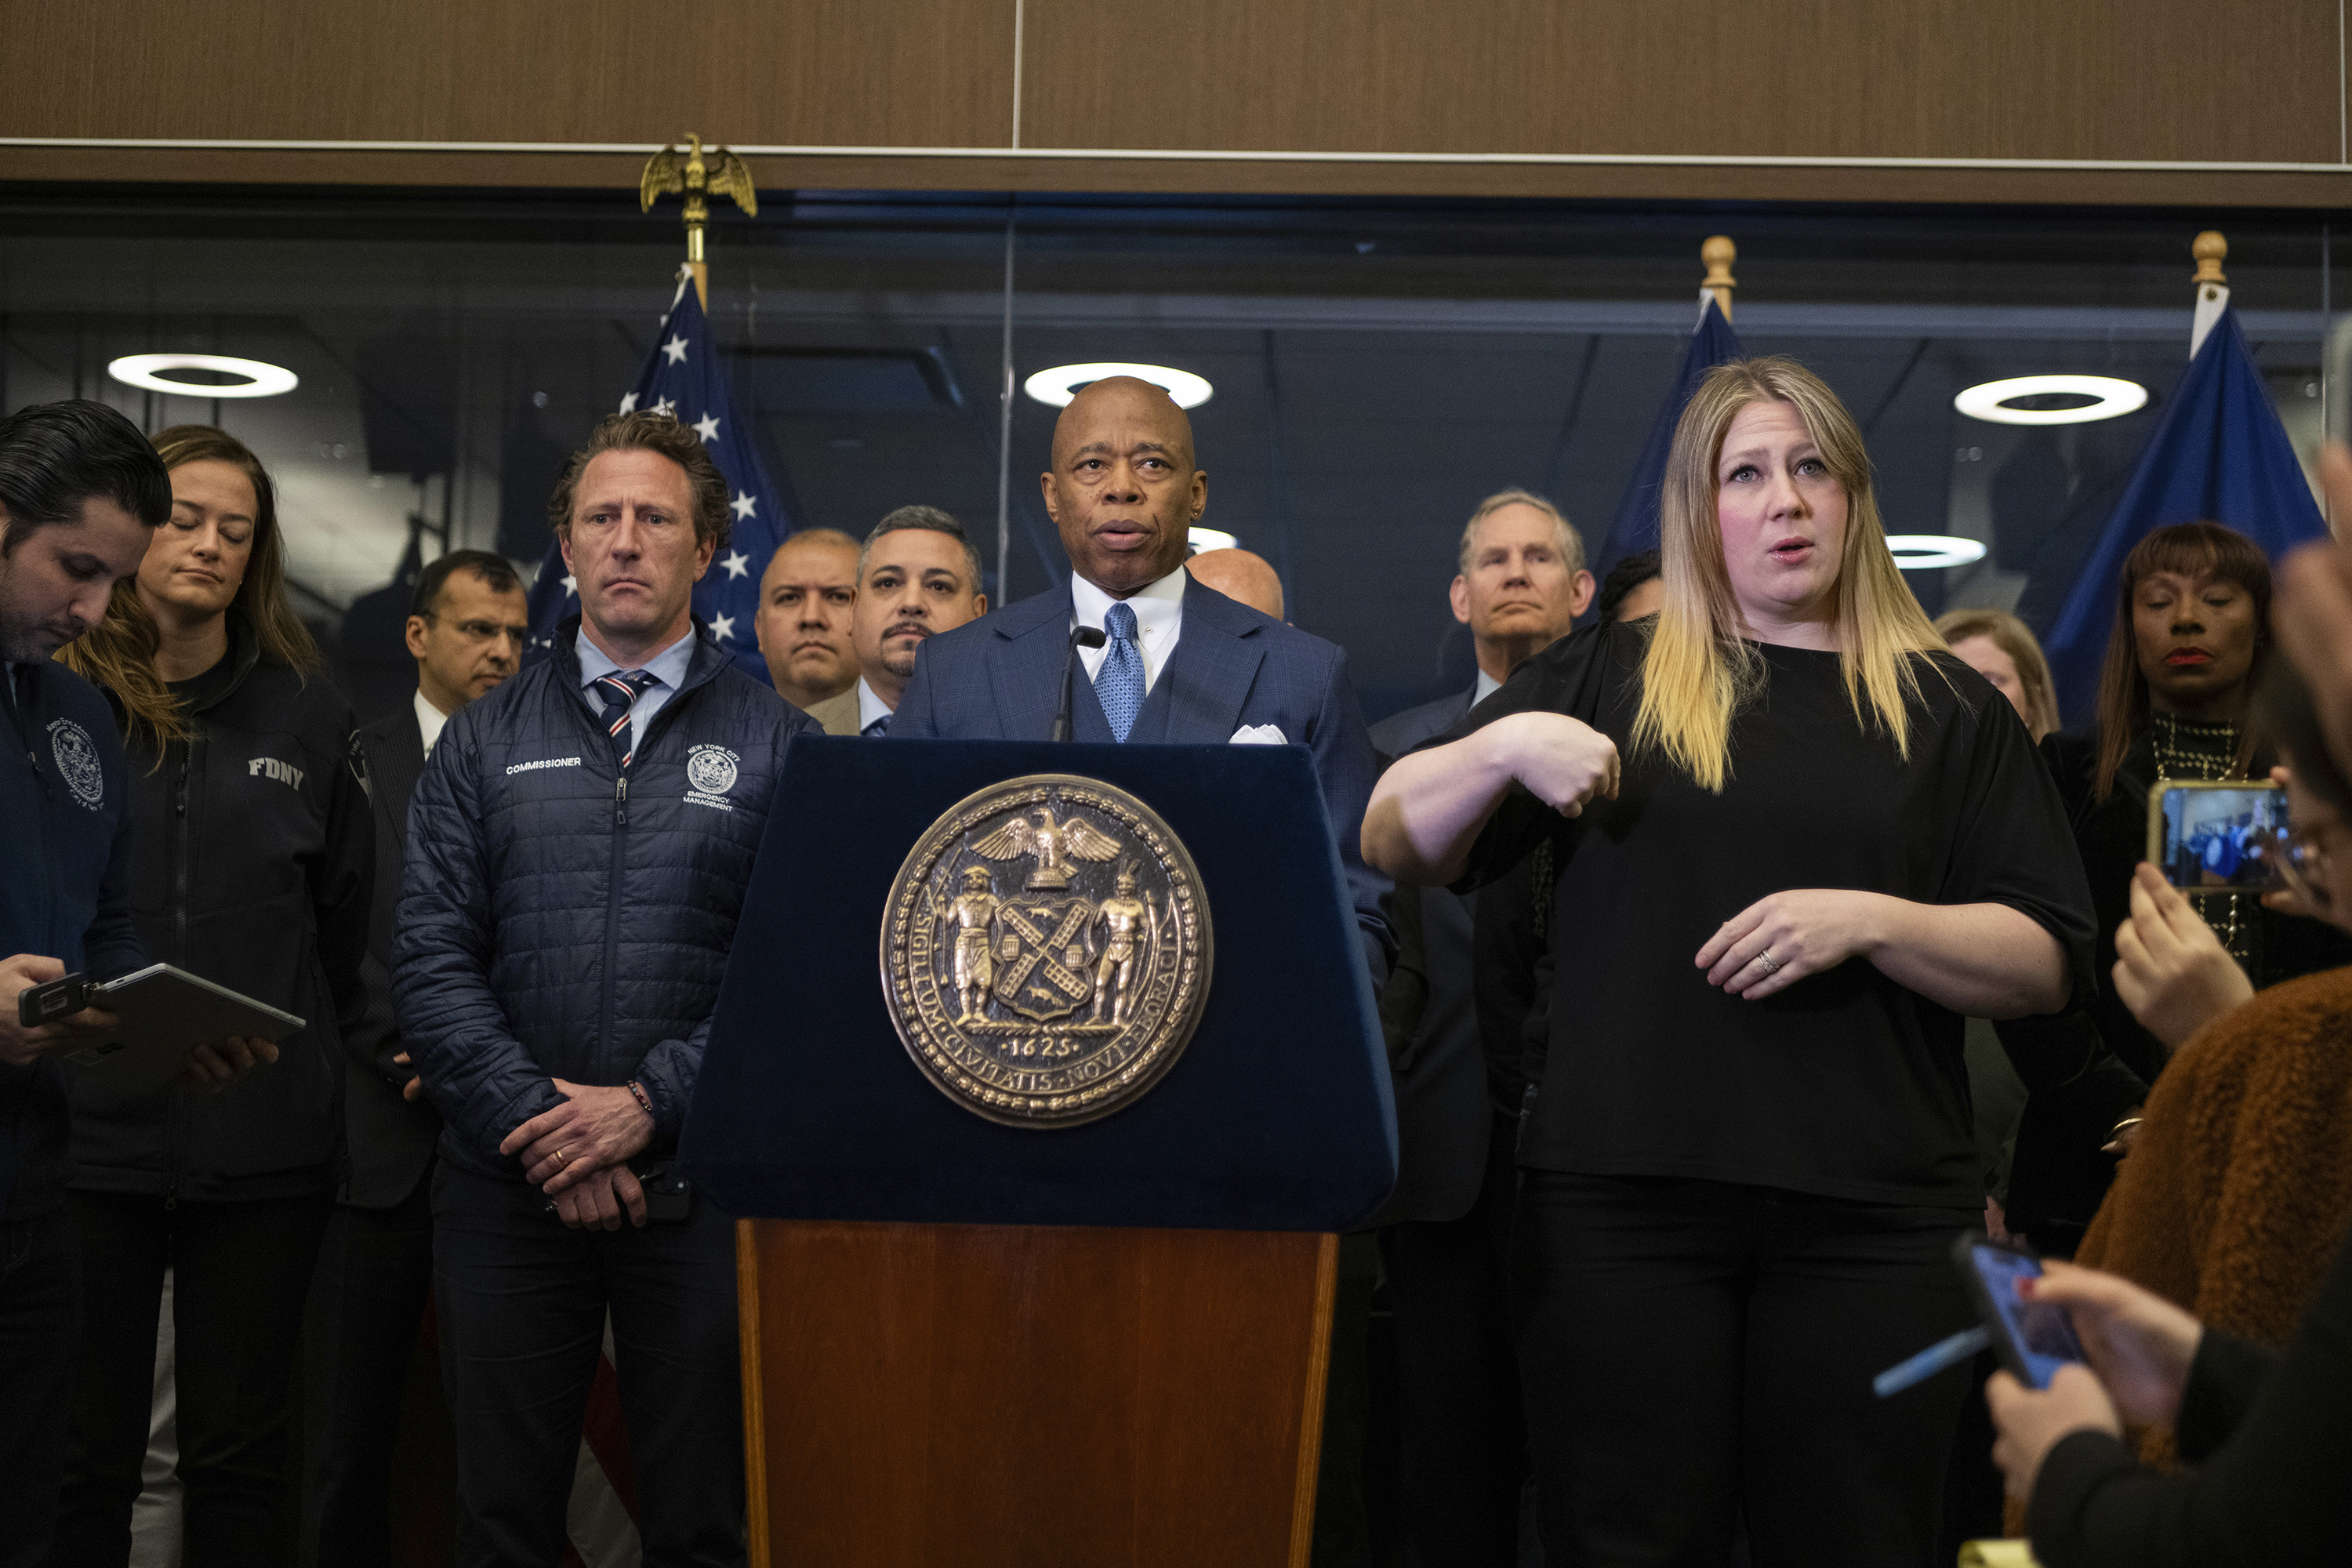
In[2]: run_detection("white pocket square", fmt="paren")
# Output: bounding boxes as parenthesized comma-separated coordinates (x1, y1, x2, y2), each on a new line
(1229, 724, 1287, 745)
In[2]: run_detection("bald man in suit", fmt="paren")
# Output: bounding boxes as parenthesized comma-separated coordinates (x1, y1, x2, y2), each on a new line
(887, 377, 1391, 973)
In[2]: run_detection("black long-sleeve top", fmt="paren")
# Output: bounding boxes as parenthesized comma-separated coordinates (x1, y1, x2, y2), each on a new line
(2029, 1229, 2352, 1567)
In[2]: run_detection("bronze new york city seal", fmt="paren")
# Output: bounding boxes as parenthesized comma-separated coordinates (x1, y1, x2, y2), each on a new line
(880, 774, 1211, 1127)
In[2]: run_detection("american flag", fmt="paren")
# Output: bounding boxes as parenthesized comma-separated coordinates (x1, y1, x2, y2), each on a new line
(526, 266, 789, 684)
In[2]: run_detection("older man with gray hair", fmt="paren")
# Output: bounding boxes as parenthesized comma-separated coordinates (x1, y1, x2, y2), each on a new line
(803, 505, 989, 737)
(1449, 487, 1594, 701)
(1366, 484, 1592, 1565)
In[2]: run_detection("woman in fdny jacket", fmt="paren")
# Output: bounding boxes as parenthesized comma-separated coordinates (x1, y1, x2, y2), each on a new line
(54, 425, 371, 1566)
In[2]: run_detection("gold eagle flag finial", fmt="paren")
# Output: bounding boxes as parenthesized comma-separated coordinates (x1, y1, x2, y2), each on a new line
(640, 133, 758, 306)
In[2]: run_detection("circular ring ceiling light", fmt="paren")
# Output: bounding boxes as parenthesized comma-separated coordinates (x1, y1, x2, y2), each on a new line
(1022, 362, 1213, 408)
(1953, 375, 2144, 426)
(108, 353, 299, 399)
(1886, 535, 1989, 570)
(1186, 528, 1240, 554)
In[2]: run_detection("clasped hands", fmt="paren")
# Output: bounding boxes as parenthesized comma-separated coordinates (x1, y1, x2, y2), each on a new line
(1, 953, 275, 1093)
(499, 1078, 655, 1231)
(1985, 1261, 2205, 1504)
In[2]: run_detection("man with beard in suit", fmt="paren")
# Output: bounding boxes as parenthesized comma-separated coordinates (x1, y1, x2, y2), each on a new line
(804, 507, 988, 738)
(306, 548, 526, 1566)
(1369, 488, 1590, 1566)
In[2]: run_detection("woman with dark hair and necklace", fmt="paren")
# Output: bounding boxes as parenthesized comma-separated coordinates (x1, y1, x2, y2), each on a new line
(1998, 522, 2352, 1258)
(53, 425, 372, 1566)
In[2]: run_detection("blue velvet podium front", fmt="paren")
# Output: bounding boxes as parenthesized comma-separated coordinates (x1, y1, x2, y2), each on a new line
(684, 737, 1398, 1568)
(682, 735, 1397, 1231)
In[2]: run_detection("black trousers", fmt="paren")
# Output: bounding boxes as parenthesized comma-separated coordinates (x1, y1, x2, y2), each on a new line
(1, 1207, 82, 1568)
(1379, 1113, 1529, 1568)
(1513, 1172, 1976, 1568)
(51, 1187, 335, 1568)
(432, 1163, 744, 1568)
(304, 1174, 437, 1568)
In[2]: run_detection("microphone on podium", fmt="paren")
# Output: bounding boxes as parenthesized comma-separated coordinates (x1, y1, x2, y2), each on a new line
(1052, 626, 1109, 742)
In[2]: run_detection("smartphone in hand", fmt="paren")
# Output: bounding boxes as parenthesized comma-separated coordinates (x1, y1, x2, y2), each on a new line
(1953, 1234, 2088, 1390)
(2147, 780, 2288, 895)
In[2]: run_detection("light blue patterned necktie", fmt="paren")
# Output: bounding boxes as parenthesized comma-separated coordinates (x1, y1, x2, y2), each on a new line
(1094, 601, 1145, 742)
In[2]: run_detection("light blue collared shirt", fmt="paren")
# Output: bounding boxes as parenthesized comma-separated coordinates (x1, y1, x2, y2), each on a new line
(575, 626, 698, 756)
(1473, 668, 1502, 706)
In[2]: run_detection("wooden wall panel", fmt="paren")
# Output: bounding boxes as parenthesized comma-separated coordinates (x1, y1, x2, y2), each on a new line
(1, 0, 2343, 205)
(1018, 0, 2339, 165)
(0, 0, 1018, 148)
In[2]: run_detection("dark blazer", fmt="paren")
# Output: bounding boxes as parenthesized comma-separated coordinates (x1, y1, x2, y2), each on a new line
(1367, 690, 1490, 1225)
(890, 574, 1393, 968)
(67, 623, 373, 1205)
(343, 702, 441, 1210)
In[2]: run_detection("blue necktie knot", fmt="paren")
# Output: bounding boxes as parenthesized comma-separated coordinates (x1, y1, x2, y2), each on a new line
(1095, 602, 1145, 742)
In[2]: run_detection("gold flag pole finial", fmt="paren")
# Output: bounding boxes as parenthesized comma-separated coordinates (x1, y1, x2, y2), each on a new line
(1702, 235, 1737, 321)
(641, 132, 760, 309)
(2191, 230, 2229, 294)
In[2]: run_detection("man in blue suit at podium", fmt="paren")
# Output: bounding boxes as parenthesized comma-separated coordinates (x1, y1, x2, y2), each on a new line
(889, 375, 1392, 973)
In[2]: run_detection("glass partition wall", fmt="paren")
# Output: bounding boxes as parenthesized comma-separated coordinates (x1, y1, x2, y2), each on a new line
(1, 186, 2336, 721)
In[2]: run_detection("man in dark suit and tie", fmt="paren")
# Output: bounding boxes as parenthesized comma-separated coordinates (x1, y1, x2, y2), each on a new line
(307, 548, 526, 1566)
(1369, 488, 1590, 1566)
(889, 376, 1390, 969)
(804, 506, 988, 738)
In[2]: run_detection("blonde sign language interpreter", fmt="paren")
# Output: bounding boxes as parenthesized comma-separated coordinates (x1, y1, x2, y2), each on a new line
(1360, 357, 2092, 1564)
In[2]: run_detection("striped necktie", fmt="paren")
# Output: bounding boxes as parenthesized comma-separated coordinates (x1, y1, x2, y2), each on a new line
(593, 669, 657, 767)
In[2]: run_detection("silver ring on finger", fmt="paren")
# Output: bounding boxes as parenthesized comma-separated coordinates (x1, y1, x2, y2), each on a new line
(1755, 949, 1781, 976)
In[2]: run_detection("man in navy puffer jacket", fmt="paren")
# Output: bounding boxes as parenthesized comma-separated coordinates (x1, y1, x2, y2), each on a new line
(395, 413, 812, 1568)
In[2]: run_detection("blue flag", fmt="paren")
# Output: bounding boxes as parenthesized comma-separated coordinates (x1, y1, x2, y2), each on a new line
(1591, 294, 1745, 583)
(525, 268, 789, 684)
(2042, 307, 2328, 724)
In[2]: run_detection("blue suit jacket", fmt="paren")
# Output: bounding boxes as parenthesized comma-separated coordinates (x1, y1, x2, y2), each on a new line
(891, 575, 1394, 971)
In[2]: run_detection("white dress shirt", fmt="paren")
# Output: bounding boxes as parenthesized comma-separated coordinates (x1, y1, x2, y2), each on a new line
(855, 677, 893, 735)
(413, 688, 452, 757)
(1472, 669, 1502, 706)
(575, 626, 698, 755)
(1071, 565, 1187, 695)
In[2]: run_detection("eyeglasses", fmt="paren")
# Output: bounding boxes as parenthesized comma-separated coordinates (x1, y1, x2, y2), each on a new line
(2278, 822, 2338, 917)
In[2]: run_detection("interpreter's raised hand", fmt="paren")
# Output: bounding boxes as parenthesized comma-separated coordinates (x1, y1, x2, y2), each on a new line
(393, 1049, 425, 1103)
(1696, 888, 1887, 999)
(2016, 1261, 2203, 1428)
(1492, 711, 1620, 818)
(2112, 862, 2252, 1050)
(1, 953, 124, 1069)
(2274, 445, 2352, 784)
(502, 1077, 654, 1193)
(550, 1163, 648, 1231)
(1987, 1363, 2122, 1502)
(177, 1035, 278, 1096)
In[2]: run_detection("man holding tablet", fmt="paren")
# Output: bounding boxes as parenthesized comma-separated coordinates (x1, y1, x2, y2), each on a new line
(0, 400, 267, 1568)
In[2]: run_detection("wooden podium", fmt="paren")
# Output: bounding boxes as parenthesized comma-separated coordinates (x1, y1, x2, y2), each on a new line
(683, 739, 1396, 1568)
(736, 1221, 1336, 1567)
